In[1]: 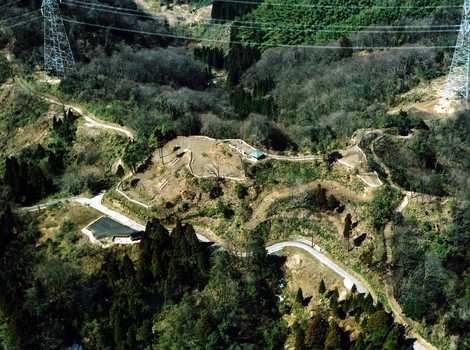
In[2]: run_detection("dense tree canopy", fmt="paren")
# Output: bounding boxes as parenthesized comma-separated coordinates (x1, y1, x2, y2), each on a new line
(0, 1, 468, 349)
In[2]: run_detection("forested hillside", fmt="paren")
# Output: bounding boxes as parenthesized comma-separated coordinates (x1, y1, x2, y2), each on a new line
(3, 0, 461, 154)
(0, 0, 468, 349)
(234, 0, 462, 45)
(0, 206, 417, 349)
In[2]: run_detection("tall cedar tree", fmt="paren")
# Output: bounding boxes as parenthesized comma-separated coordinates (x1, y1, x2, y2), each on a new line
(164, 221, 208, 302)
(138, 219, 171, 283)
(343, 213, 353, 251)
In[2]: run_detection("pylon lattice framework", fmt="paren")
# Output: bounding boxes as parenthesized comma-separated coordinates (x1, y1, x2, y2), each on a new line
(440, 0, 470, 107)
(42, 0, 75, 79)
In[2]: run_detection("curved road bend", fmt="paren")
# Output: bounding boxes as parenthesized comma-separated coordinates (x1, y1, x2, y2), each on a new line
(36, 194, 367, 294)
(75, 194, 212, 243)
(77, 196, 367, 294)
(267, 241, 368, 294)
(21, 193, 427, 350)
(80, 194, 427, 350)
(17, 85, 428, 349)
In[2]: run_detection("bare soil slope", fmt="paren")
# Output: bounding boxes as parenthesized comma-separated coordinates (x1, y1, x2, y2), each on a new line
(124, 136, 246, 203)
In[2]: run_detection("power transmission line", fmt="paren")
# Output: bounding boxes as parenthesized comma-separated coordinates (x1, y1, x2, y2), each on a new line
(53, 0, 468, 110)
(62, 2, 167, 22)
(0, 0, 23, 11)
(61, 0, 462, 30)
(65, 0, 464, 11)
(61, 1, 461, 34)
(207, 17, 461, 29)
(0, 16, 41, 30)
(62, 17, 458, 50)
(211, 0, 463, 9)
(204, 21, 459, 33)
(0, 10, 42, 30)
(0, 9, 41, 24)
(64, 0, 147, 14)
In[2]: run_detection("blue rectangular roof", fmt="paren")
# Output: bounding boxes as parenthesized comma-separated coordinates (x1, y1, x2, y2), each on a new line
(250, 149, 265, 159)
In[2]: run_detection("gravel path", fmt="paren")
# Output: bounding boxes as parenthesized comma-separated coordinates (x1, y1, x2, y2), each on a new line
(17, 78, 135, 140)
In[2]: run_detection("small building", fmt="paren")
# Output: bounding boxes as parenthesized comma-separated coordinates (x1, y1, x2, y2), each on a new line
(249, 149, 266, 161)
(82, 216, 143, 246)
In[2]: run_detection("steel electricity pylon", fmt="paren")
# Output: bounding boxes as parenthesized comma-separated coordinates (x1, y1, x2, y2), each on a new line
(41, 0, 75, 79)
(438, 0, 470, 110)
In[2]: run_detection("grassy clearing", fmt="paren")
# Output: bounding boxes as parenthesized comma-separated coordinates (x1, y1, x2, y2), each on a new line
(261, 215, 337, 243)
(250, 160, 321, 191)
(34, 203, 102, 243)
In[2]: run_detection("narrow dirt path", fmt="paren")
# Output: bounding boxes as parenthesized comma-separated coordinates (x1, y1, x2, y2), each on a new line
(396, 192, 412, 213)
(219, 137, 323, 162)
(16, 78, 135, 140)
(81, 114, 134, 139)
(116, 186, 151, 209)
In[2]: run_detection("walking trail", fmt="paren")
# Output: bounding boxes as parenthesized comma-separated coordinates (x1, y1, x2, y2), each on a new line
(17, 78, 135, 140)
(18, 81, 432, 350)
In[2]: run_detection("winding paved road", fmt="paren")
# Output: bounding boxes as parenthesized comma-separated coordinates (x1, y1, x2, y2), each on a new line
(20, 197, 81, 213)
(20, 193, 428, 350)
(18, 82, 430, 350)
(20, 193, 367, 292)
(76, 194, 212, 243)
(91, 195, 366, 291)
